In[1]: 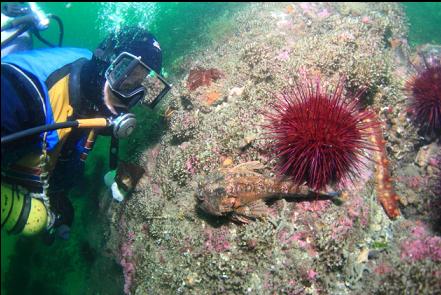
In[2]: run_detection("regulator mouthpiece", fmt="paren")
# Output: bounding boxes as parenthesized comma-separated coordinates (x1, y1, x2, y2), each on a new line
(111, 113, 136, 139)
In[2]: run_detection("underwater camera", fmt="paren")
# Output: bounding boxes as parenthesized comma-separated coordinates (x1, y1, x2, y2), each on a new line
(105, 51, 171, 109)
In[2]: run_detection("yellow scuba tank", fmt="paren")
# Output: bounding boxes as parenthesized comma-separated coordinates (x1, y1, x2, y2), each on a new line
(1, 183, 48, 236)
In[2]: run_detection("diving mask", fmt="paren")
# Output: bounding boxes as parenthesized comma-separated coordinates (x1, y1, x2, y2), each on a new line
(105, 51, 171, 108)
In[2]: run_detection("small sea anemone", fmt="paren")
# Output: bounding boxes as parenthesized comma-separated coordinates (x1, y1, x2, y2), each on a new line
(186, 67, 223, 91)
(203, 90, 222, 106)
(405, 58, 441, 135)
(264, 77, 378, 190)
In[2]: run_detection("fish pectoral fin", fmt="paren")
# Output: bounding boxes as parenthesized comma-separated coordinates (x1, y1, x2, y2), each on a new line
(230, 213, 252, 224)
(235, 199, 268, 218)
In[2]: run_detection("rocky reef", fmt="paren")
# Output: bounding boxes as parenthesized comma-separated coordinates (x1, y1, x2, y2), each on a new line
(101, 3, 440, 294)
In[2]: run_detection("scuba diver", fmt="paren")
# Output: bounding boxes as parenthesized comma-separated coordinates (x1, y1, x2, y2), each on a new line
(1, 3, 171, 243)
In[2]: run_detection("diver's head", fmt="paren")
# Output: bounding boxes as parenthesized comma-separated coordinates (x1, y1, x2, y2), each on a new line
(83, 26, 170, 114)
(95, 26, 162, 75)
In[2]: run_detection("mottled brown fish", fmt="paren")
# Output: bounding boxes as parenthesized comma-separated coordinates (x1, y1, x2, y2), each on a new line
(197, 161, 338, 223)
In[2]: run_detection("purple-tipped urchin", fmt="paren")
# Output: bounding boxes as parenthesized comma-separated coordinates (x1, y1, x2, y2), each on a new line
(405, 61, 441, 134)
(264, 77, 378, 191)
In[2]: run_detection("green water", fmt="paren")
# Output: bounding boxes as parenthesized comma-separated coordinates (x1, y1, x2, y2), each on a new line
(33, 2, 245, 68)
(1, 2, 441, 295)
(402, 2, 441, 47)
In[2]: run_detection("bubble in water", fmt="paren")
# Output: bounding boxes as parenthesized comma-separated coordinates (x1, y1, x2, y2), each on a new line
(97, 3, 157, 37)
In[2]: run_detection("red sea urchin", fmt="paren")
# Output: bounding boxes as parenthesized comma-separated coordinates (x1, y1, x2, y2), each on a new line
(265, 78, 378, 191)
(405, 61, 441, 134)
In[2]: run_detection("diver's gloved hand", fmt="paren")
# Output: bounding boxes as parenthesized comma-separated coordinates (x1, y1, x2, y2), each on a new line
(56, 224, 71, 240)
(41, 221, 71, 245)
(104, 170, 127, 202)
